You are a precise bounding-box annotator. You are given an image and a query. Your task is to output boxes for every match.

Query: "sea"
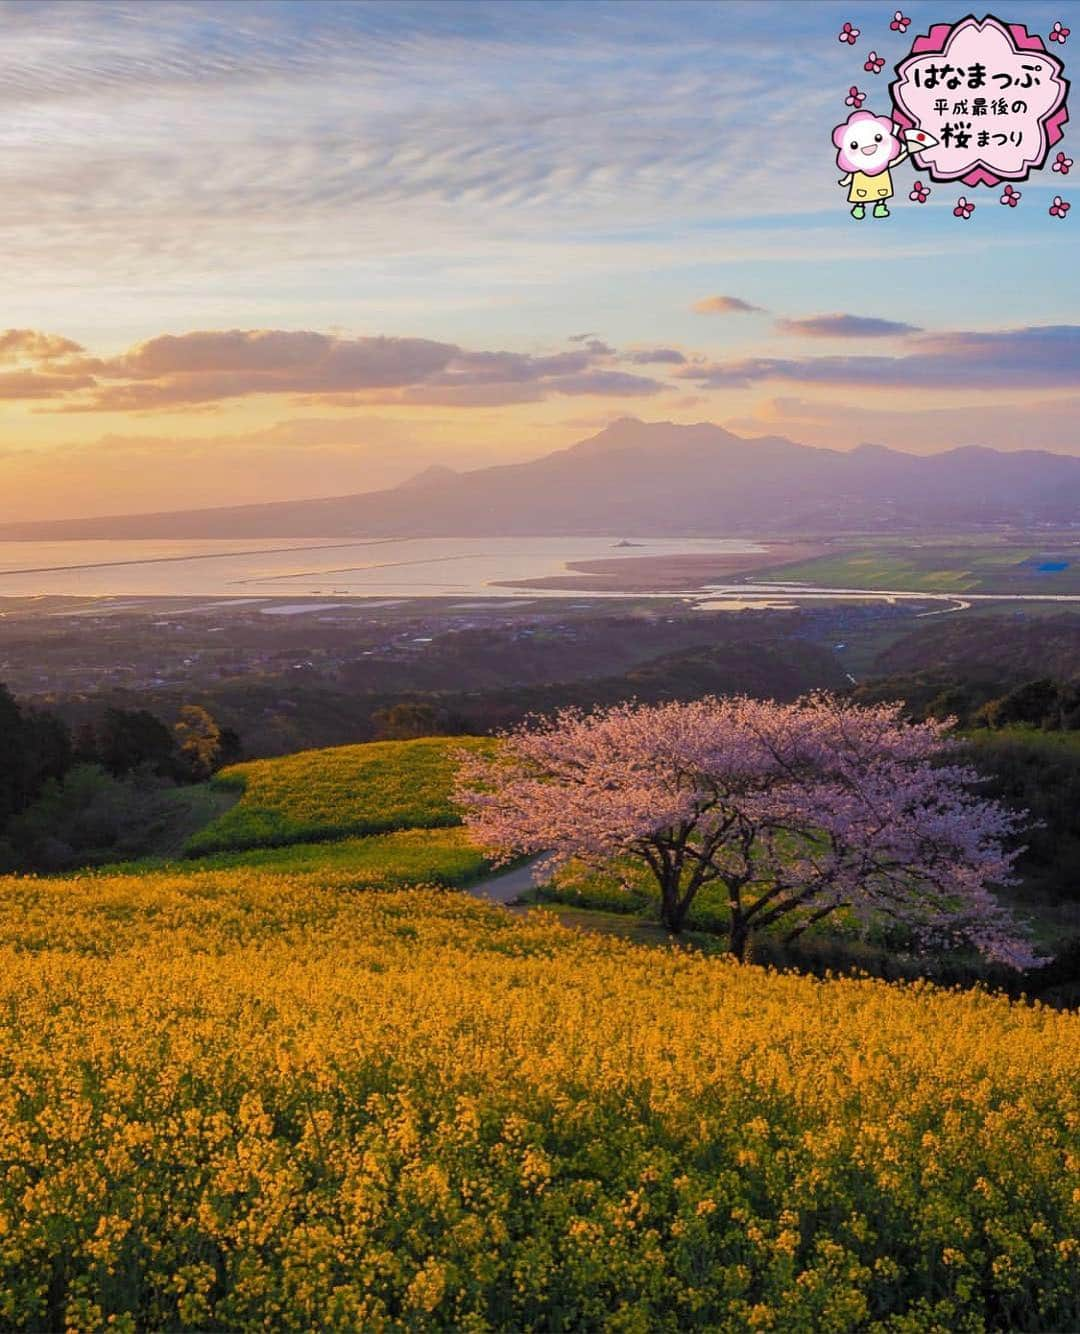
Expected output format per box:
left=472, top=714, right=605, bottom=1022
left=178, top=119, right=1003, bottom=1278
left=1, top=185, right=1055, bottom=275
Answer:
left=0, top=536, right=763, bottom=600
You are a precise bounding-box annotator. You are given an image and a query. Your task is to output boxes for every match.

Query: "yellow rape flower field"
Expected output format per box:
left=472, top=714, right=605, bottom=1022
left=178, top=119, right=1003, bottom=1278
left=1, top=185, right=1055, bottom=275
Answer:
left=1, top=868, right=1079, bottom=1332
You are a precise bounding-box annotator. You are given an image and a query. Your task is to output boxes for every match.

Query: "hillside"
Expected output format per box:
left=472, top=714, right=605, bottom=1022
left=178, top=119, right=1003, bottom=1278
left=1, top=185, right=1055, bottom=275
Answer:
left=4, top=418, right=1080, bottom=538
left=186, top=735, right=494, bottom=855
left=1, top=731, right=1078, bottom=1327
left=2, top=867, right=1079, bottom=1330
left=875, top=612, right=1080, bottom=682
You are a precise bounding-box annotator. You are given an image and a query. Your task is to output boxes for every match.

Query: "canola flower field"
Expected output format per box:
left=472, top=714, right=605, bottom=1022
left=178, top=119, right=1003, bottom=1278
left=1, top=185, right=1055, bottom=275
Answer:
left=1, top=868, right=1079, bottom=1332
left=185, top=736, right=492, bottom=855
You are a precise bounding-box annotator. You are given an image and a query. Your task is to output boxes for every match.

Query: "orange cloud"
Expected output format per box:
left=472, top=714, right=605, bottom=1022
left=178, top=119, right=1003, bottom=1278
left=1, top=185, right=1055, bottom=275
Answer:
left=691, top=295, right=764, bottom=315
left=0, top=329, right=85, bottom=363
left=0, top=369, right=96, bottom=399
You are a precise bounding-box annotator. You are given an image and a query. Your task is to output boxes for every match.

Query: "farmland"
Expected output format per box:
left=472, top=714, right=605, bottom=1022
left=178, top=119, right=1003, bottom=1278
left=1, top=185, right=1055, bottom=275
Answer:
left=757, top=543, right=1080, bottom=595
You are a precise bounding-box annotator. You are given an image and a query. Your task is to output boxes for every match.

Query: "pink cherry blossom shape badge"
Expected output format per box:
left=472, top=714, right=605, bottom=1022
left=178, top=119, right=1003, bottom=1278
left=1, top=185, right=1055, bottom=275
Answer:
left=845, top=86, right=866, bottom=109
left=1053, top=151, right=1073, bottom=175
left=864, top=51, right=886, bottom=74
left=909, top=180, right=930, bottom=203
left=1000, top=183, right=1021, bottom=206
left=1049, top=195, right=1071, bottom=217
left=890, top=10, right=911, bottom=34
left=890, top=15, right=1069, bottom=189
left=1049, top=21, right=1069, bottom=44
left=953, top=195, right=976, bottom=218
left=838, top=21, right=859, bottom=45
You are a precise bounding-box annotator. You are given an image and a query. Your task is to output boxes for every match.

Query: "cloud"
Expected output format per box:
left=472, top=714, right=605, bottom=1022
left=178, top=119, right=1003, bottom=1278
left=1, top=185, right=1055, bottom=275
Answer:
left=543, top=370, right=663, bottom=396
left=109, top=329, right=457, bottom=388
left=33, top=326, right=668, bottom=412
left=691, top=295, right=765, bottom=315
left=0, top=0, right=854, bottom=317
left=0, top=329, right=86, bottom=362
left=329, top=367, right=664, bottom=408
left=776, top=314, right=922, bottom=338
left=680, top=325, right=1080, bottom=390
left=624, top=347, right=687, bottom=365
left=0, top=369, right=97, bottom=399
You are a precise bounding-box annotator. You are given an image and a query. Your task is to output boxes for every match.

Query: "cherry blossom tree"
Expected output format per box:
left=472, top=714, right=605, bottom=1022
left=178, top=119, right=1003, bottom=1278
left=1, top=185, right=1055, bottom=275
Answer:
left=455, top=694, right=1036, bottom=966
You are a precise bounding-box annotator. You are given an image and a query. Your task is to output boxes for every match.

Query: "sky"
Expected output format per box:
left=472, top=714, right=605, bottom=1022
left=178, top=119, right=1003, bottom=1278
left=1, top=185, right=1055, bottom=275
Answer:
left=0, top=0, right=1077, bottom=521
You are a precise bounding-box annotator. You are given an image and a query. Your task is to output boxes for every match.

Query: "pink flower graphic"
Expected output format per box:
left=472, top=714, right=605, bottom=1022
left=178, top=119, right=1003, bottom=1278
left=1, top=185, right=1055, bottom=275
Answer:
left=864, top=51, right=886, bottom=74
left=1049, top=195, right=1071, bottom=218
left=1049, top=21, right=1070, bottom=44
left=953, top=195, right=975, bottom=219
left=909, top=181, right=930, bottom=203
left=890, top=11, right=911, bottom=34
left=1052, top=151, right=1073, bottom=175
left=845, top=86, right=866, bottom=109
left=838, top=21, right=860, bottom=45
left=1000, top=184, right=1021, bottom=207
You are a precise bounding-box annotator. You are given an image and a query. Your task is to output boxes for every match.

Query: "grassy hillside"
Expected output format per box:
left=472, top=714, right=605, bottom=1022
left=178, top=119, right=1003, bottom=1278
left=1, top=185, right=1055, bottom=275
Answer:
left=104, top=826, right=489, bottom=888
left=1, top=869, right=1078, bottom=1331
left=185, top=735, right=493, bottom=856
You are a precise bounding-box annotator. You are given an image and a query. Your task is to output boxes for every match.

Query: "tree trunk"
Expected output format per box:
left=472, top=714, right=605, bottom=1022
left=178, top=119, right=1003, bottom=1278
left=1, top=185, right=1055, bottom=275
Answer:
left=728, top=919, right=750, bottom=962
left=659, top=879, right=688, bottom=934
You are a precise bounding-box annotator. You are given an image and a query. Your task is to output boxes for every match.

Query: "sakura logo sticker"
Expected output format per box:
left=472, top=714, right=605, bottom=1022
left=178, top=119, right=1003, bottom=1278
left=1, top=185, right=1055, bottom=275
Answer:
left=890, top=14, right=1070, bottom=187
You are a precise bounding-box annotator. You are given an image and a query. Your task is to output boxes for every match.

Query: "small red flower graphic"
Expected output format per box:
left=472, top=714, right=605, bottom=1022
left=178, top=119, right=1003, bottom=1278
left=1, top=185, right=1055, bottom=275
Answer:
left=1049, top=21, right=1070, bottom=44
left=890, top=11, right=911, bottom=34
left=953, top=195, right=975, bottom=219
left=864, top=51, right=886, bottom=74
left=909, top=181, right=930, bottom=203
left=845, top=86, right=866, bottom=109
left=1000, top=184, right=1021, bottom=207
left=838, top=21, right=860, bottom=44
left=1049, top=195, right=1071, bottom=218
left=1052, top=151, right=1073, bottom=175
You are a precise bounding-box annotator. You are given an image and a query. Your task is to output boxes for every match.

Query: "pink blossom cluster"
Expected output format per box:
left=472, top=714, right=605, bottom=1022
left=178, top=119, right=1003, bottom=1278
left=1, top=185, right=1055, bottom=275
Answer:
left=455, top=694, right=1035, bottom=966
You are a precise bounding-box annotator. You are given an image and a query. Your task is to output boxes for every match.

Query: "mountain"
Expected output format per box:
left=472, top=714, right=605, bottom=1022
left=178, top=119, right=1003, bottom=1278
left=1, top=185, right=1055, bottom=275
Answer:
left=2, top=419, right=1079, bottom=539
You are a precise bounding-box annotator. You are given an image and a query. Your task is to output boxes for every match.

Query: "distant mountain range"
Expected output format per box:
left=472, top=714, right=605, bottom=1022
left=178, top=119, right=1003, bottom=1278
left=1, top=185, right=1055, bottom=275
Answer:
left=4, top=419, right=1079, bottom=539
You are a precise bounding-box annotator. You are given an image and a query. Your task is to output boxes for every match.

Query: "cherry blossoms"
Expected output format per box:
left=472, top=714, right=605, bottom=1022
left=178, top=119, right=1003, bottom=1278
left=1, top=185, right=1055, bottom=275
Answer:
left=455, top=694, right=1036, bottom=966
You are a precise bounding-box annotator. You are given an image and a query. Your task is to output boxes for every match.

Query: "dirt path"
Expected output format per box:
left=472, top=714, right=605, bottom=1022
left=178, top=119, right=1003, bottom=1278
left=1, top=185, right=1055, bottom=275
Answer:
left=467, top=857, right=545, bottom=905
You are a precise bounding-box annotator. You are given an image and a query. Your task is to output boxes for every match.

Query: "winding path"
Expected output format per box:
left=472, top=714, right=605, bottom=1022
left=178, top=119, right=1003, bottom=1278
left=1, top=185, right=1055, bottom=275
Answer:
left=467, top=857, right=545, bottom=905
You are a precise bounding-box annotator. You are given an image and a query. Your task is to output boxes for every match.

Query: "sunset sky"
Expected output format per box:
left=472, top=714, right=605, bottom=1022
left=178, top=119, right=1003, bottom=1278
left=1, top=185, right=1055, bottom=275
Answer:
left=2, top=0, right=1077, bottom=521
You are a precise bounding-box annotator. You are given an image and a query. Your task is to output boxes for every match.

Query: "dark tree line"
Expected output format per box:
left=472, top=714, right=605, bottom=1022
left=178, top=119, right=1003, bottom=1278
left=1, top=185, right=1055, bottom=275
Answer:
left=0, top=686, right=241, bottom=839
left=0, top=685, right=73, bottom=831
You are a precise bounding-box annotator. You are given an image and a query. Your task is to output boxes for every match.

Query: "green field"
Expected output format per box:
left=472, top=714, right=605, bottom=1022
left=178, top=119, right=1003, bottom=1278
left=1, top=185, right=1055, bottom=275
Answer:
left=185, top=735, right=494, bottom=856
left=760, top=544, right=1080, bottom=594
left=101, top=826, right=490, bottom=888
